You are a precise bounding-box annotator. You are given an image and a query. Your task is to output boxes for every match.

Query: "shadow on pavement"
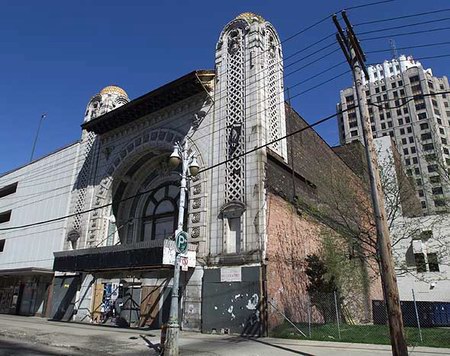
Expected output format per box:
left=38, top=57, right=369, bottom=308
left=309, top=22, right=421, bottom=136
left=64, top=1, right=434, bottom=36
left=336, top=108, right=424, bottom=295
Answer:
left=140, top=334, right=162, bottom=353
left=0, top=338, right=67, bottom=356
left=247, top=337, right=315, bottom=356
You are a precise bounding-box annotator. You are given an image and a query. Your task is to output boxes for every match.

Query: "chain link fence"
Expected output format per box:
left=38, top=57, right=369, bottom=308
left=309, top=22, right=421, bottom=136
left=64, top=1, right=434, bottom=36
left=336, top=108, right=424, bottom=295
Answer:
left=270, top=289, right=450, bottom=348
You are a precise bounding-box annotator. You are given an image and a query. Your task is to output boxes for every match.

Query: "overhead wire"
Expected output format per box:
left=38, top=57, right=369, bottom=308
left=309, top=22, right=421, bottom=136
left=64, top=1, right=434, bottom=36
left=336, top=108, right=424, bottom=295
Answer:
left=0, top=104, right=359, bottom=232
left=2, top=4, right=443, bottom=185
left=7, top=2, right=450, bottom=224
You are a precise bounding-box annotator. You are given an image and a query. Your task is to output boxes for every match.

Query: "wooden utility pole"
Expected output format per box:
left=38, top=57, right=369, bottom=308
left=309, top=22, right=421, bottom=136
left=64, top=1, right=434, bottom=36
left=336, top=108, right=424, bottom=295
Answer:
left=333, top=11, right=408, bottom=356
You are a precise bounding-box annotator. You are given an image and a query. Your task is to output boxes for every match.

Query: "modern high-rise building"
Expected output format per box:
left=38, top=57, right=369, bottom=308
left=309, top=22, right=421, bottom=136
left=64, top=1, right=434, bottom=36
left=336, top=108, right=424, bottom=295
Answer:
left=337, top=55, right=450, bottom=214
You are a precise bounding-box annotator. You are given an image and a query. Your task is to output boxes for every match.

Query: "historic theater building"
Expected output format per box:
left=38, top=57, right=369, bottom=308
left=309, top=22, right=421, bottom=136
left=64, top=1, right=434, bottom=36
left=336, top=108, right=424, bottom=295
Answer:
left=1, top=12, right=381, bottom=334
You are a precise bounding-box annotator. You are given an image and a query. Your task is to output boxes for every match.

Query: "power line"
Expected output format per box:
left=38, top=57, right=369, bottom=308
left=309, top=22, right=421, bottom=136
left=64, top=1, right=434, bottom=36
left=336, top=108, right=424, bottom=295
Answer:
left=4, top=46, right=450, bottom=198
left=343, top=0, right=395, bottom=11
left=366, top=40, right=450, bottom=54
left=354, top=8, right=450, bottom=26
left=361, top=25, right=450, bottom=41
left=0, top=105, right=357, bottom=232
left=4, top=49, right=449, bottom=197
left=358, top=16, right=450, bottom=36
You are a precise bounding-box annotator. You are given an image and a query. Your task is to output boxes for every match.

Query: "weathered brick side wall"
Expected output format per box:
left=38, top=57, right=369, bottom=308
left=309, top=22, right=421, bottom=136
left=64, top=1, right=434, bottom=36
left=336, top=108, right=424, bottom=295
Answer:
left=266, top=193, right=382, bottom=329
left=265, top=193, right=321, bottom=328
left=332, top=141, right=369, bottom=183
left=265, top=105, right=383, bottom=330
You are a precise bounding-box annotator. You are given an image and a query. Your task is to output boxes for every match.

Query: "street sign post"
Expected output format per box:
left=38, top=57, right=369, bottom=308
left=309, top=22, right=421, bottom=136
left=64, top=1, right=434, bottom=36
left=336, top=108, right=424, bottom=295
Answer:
left=175, top=231, right=188, bottom=254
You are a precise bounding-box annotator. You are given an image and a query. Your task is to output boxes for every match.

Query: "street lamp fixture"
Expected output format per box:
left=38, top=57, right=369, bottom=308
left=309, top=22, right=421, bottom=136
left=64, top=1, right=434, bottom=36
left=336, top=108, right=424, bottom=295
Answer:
left=165, top=140, right=199, bottom=356
left=169, top=145, right=182, bottom=168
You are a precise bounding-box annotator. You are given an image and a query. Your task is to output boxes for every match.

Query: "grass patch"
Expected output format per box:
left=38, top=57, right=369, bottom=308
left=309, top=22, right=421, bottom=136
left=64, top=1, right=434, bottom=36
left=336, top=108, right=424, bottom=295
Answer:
left=270, top=322, right=450, bottom=348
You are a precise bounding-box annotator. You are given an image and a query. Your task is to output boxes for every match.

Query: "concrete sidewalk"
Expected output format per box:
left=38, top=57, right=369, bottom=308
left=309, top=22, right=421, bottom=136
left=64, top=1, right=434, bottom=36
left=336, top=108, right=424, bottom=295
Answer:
left=177, top=332, right=450, bottom=356
left=0, top=314, right=449, bottom=355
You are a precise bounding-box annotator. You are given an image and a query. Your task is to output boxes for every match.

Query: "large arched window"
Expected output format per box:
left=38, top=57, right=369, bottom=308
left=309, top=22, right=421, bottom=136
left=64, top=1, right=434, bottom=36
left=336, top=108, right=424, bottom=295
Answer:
left=141, top=183, right=180, bottom=241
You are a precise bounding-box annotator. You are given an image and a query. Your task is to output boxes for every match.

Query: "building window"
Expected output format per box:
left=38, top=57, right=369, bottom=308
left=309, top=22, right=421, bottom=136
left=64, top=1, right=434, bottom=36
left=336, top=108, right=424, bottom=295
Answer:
left=432, top=187, right=443, bottom=195
left=418, top=190, right=424, bottom=197
left=421, top=201, right=426, bottom=209
left=420, top=123, right=429, bottom=130
left=428, top=253, right=440, bottom=272
left=412, top=157, right=418, bottom=164
left=421, top=133, right=432, bottom=140
left=434, top=199, right=446, bottom=207
left=423, top=143, right=434, bottom=151
left=141, top=183, right=179, bottom=242
left=403, top=148, right=409, bottom=155
left=0, top=210, right=11, bottom=224
left=410, top=75, right=420, bottom=83
left=411, top=146, right=416, bottom=154
left=416, top=179, right=423, bottom=186
left=351, top=130, right=358, bottom=137
left=402, top=138, right=407, bottom=145
left=227, top=217, right=241, bottom=254
left=414, top=253, right=427, bottom=272
left=416, top=104, right=426, bottom=111
left=409, top=136, right=414, bottom=143
left=418, top=113, right=427, bottom=120
left=0, top=239, right=4, bottom=252
left=428, top=164, right=438, bottom=173
left=0, top=182, right=18, bottom=199
left=407, top=127, right=412, bottom=134
left=430, top=176, right=441, bottom=184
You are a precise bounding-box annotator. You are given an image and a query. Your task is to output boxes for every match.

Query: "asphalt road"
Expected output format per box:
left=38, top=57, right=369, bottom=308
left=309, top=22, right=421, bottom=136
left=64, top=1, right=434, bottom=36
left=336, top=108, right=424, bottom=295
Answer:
left=0, top=314, right=450, bottom=355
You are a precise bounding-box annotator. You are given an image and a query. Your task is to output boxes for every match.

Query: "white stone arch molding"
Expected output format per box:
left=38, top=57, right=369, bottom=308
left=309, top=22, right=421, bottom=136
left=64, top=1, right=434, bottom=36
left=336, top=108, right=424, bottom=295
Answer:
left=184, top=137, right=207, bottom=243
left=264, top=23, right=287, bottom=160
left=88, top=128, right=208, bottom=246
left=216, top=18, right=249, bottom=53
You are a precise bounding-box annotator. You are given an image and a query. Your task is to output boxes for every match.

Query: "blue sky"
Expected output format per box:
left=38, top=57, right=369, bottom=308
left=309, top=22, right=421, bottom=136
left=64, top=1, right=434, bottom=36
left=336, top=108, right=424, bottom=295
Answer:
left=1, top=0, right=450, bottom=173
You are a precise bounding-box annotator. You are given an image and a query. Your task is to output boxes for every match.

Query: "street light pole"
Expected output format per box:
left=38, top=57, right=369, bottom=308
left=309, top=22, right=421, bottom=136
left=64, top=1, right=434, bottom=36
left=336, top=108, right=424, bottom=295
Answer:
left=30, top=113, right=47, bottom=162
left=165, top=140, right=199, bottom=356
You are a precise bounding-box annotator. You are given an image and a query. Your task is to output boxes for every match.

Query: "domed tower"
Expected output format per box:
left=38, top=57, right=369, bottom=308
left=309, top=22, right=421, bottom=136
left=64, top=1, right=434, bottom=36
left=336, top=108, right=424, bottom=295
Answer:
left=215, top=13, right=287, bottom=203
left=67, top=85, right=129, bottom=249
left=84, top=85, right=130, bottom=122
left=210, top=13, right=287, bottom=255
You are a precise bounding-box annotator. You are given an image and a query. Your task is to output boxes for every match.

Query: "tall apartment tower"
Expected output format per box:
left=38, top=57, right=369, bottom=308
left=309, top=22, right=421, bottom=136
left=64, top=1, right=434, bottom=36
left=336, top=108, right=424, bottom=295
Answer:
left=337, top=55, right=450, bottom=214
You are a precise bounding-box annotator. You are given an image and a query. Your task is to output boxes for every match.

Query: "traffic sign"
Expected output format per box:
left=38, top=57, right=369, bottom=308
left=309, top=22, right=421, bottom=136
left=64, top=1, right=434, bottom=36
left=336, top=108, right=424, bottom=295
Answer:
left=181, top=256, right=189, bottom=271
left=175, top=231, right=188, bottom=254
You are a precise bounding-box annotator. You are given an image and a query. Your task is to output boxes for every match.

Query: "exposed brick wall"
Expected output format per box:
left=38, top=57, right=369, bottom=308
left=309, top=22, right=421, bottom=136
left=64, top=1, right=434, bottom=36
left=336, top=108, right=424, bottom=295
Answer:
left=265, top=193, right=383, bottom=330
left=265, top=105, right=383, bottom=330
left=267, top=105, right=370, bottom=208
left=265, top=193, right=321, bottom=328
left=332, top=141, right=369, bottom=183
